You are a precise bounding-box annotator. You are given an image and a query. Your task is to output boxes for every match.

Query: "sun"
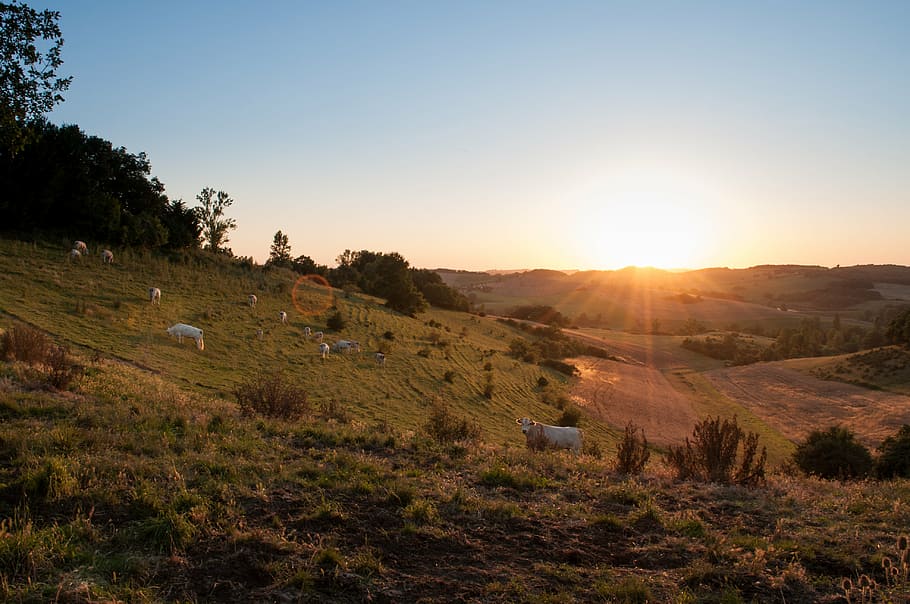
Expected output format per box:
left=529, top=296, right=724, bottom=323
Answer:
left=569, top=180, right=715, bottom=270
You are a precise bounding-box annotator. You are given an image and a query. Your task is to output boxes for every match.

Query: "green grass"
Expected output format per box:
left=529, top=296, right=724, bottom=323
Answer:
left=3, top=237, right=910, bottom=602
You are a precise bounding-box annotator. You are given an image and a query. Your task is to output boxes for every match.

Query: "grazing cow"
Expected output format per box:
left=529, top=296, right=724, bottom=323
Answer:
left=303, top=326, right=311, bottom=337
left=101, top=249, right=114, bottom=264
left=69, top=248, right=82, bottom=262
left=313, top=331, right=324, bottom=342
left=248, top=294, right=257, bottom=307
left=375, top=352, right=386, bottom=367
left=166, top=323, right=205, bottom=350
left=332, top=339, right=361, bottom=353
left=319, top=342, right=330, bottom=358
left=148, top=287, right=161, bottom=305
left=515, top=417, right=583, bottom=454
left=279, top=311, right=288, bottom=324
left=73, top=240, right=88, bottom=255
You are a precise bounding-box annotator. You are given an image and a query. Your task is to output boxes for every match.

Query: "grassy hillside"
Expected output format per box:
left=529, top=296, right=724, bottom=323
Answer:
left=0, top=238, right=617, bottom=448
left=3, top=238, right=910, bottom=602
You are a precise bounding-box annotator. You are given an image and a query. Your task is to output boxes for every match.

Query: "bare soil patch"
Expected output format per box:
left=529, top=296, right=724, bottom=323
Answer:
left=568, top=356, right=699, bottom=446
left=703, top=363, right=910, bottom=447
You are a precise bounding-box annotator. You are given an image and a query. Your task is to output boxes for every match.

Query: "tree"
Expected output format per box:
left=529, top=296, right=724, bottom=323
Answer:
left=875, top=424, right=910, bottom=479
left=1, top=0, right=72, bottom=155
left=268, top=230, right=292, bottom=266
left=886, top=307, right=910, bottom=347
left=793, top=426, right=872, bottom=480
left=194, top=187, right=236, bottom=253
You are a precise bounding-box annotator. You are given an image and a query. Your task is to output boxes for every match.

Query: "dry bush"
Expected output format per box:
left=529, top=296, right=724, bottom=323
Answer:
left=525, top=427, right=553, bottom=452
left=1, top=325, right=82, bottom=390
left=1, top=324, right=51, bottom=364
left=666, top=415, right=766, bottom=485
left=615, top=422, right=650, bottom=475
left=423, top=403, right=481, bottom=444
left=234, top=370, right=309, bottom=419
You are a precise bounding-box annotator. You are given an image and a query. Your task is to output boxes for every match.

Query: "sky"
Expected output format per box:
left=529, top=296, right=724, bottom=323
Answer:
left=34, top=1, right=910, bottom=271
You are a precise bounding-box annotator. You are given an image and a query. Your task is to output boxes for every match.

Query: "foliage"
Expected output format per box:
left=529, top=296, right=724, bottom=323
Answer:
left=330, top=250, right=428, bottom=315
left=615, top=422, right=650, bottom=475
left=1, top=0, right=71, bottom=154
left=875, top=424, right=910, bottom=479
left=422, top=402, right=481, bottom=444
left=410, top=268, right=471, bottom=311
left=792, top=426, right=873, bottom=480
left=267, top=230, right=292, bottom=267
left=508, top=304, right=570, bottom=326
left=326, top=309, right=346, bottom=331
left=233, top=370, right=309, bottom=419
left=681, top=332, right=764, bottom=365
left=886, top=307, right=910, bottom=347
left=666, top=416, right=766, bottom=485
left=1, top=324, right=81, bottom=389
left=556, top=405, right=582, bottom=427
left=0, top=121, right=195, bottom=247
left=194, top=187, right=236, bottom=253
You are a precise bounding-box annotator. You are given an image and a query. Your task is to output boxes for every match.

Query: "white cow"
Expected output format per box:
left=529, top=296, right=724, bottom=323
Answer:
left=375, top=352, right=386, bottom=366
left=516, top=417, right=583, bottom=454
left=248, top=294, right=257, bottom=307
left=332, top=340, right=360, bottom=353
left=166, top=323, right=205, bottom=350
left=319, top=342, right=330, bottom=358
left=73, top=240, right=88, bottom=255
left=69, top=248, right=82, bottom=262
left=149, top=287, right=161, bottom=305
left=279, top=311, right=288, bottom=324
left=313, top=331, right=324, bottom=342
left=303, top=326, right=311, bottom=337
left=101, top=249, right=114, bottom=264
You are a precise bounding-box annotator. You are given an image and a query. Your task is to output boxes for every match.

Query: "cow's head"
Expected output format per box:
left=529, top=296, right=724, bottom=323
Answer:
left=515, top=417, right=536, bottom=434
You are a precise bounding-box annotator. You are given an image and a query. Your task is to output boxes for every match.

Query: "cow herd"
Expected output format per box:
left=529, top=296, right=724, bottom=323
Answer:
left=67, top=240, right=581, bottom=454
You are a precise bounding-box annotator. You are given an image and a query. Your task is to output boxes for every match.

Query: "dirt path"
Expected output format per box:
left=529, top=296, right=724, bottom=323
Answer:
left=703, top=363, right=910, bottom=447
left=568, top=356, right=699, bottom=446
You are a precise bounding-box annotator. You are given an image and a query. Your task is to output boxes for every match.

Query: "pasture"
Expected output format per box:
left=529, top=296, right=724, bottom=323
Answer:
left=2, top=237, right=910, bottom=602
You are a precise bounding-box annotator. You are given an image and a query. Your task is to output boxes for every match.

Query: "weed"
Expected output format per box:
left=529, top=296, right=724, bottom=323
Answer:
left=423, top=402, right=481, bottom=444
left=666, top=416, right=766, bottom=485
left=234, top=370, right=309, bottom=419
left=556, top=405, right=581, bottom=427
left=443, top=370, right=456, bottom=383
left=616, top=422, right=650, bottom=475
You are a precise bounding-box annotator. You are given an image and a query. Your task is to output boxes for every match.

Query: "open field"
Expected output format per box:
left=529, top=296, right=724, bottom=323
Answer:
left=4, top=237, right=910, bottom=602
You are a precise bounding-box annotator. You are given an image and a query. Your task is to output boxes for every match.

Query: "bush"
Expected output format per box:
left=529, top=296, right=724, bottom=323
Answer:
left=793, top=426, right=872, bottom=479
left=666, top=416, right=766, bottom=485
left=876, top=424, right=910, bottom=479
left=537, top=376, right=549, bottom=388
left=0, top=325, right=82, bottom=390
left=443, top=370, right=456, bottom=383
left=326, top=310, right=346, bottom=331
left=234, top=370, right=309, bottom=419
left=1, top=324, right=51, bottom=363
left=616, top=422, right=650, bottom=475
left=557, top=406, right=582, bottom=427
left=423, top=403, right=481, bottom=444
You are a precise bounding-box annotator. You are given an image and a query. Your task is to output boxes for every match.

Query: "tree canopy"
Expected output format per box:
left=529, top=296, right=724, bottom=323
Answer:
left=0, top=120, right=198, bottom=248
left=1, top=0, right=71, bottom=155
left=194, top=187, right=236, bottom=254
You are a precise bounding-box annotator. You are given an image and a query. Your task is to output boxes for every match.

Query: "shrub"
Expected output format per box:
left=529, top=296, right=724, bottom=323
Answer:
left=666, top=416, right=766, bottom=485
left=793, top=426, right=872, bottom=479
left=234, top=370, right=309, bottom=419
left=536, top=376, right=549, bottom=388
left=443, top=370, right=456, bottom=383
left=326, top=310, right=346, bottom=331
left=616, top=422, right=650, bottom=475
left=556, top=405, right=582, bottom=427
left=1, top=324, right=50, bottom=364
left=0, top=325, right=82, bottom=390
left=423, top=403, right=481, bottom=444
left=876, top=424, right=910, bottom=479
left=482, top=375, right=494, bottom=399
left=383, top=330, right=395, bottom=340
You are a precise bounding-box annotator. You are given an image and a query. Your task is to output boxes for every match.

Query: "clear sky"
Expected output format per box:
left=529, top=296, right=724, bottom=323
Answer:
left=36, top=1, right=910, bottom=271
